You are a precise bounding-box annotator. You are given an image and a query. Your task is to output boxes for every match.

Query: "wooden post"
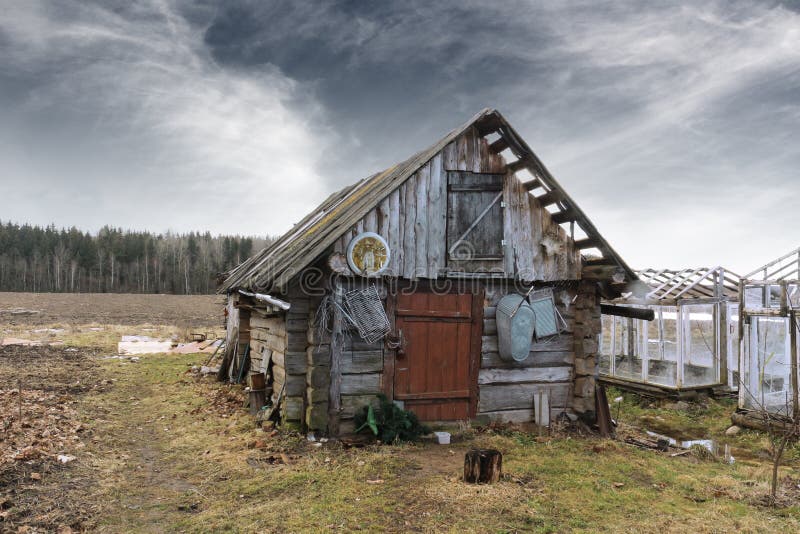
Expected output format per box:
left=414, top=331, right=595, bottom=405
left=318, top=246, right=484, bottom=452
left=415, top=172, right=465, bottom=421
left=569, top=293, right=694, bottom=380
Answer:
left=328, top=278, right=344, bottom=436
left=464, top=449, right=502, bottom=484
left=790, top=311, right=798, bottom=419
left=716, top=302, right=727, bottom=386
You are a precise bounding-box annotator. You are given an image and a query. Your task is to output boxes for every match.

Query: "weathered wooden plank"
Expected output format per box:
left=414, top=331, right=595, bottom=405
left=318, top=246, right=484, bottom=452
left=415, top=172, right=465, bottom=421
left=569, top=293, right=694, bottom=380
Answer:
left=510, top=176, right=535, bottom=281
left=328, top=282, right=344, bottom=435
left=551, top=208, right=578, bottom=225
left=414, top=163, right=429, bottom=279
left=426, top=153, right=446, bottom=276
left=340, top=372, right=382, bottom=395
left=249, top=331, right=287, bottom=350
left=378, top=195, right=391, bottom=248
left=478, top=382, right=570, bottom=412
left=479, top=409, right=535, bottom=423
left=443, top=141, right=458, bottom=170
left=340, top=394, right=381, bottom=419
left=502, top=173, right=515, bottom=275
left=471, top=128, right=482, bottom=173
left=478, top=366, right=572, bottom=385
left=481, top=350, right=573, bottom=369
left=307, top=365, right=331, bottom=389
left=402, top=174, right=417, bottom=278
left=483, top=318, right=497, bottom=335
left=396, top=183, right=406, bottom=277
left=286, top=317, right=307, bottom=333
left=482, top=334, right=574, bottom=353
left=506, top=158, right=529, bottom=174
left=249, top=315, right=285, bottom=331
left=272, top=350, right=307, bottom=375
left=364, top=207, right=378, bottom=233
left=457, top=132, right=469, bottom=171
left=488, top=136, right=508, bottom=155
left=340, top=350, right=384, bottom=374
left=343, top=337, right=383, bottom=351
left=272, top=367, right=305, bottom=396
left=388, top=188, right=401, bottom=276
left=283, top=396, right=303, bottom=421
left=286, top=332, right=307, bottom=352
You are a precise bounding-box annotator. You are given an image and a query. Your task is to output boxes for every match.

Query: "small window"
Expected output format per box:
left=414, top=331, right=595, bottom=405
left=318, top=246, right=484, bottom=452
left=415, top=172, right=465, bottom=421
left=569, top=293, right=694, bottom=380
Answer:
left=446, top=172, right=504, bottom=270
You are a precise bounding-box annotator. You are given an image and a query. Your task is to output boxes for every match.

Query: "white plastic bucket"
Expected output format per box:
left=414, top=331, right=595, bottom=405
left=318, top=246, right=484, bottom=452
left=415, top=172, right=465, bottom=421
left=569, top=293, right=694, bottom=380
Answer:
left=434, top=431, right=451, bottom=445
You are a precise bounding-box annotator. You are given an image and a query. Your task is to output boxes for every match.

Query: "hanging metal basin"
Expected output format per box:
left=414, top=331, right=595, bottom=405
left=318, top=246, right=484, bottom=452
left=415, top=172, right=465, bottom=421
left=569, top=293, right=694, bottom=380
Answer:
left=496, top=294, right=535, bottom=362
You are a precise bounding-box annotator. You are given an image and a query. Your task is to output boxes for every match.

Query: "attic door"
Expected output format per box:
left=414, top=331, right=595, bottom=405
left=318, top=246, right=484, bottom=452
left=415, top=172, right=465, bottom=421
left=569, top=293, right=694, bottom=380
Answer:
left=447, top=172, right=505, bottom=272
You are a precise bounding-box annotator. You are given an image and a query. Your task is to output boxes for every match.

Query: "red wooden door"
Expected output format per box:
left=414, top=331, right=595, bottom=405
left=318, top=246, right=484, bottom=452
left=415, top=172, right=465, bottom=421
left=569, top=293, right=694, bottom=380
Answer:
left=393, top=291, right=480, bottom=421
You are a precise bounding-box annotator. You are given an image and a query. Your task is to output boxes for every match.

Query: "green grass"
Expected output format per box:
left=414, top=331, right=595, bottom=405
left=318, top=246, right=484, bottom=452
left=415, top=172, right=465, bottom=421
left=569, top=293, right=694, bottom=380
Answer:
left=608, top=387, right=800, bottom=467
left=66, top=356, right=800, bottom=533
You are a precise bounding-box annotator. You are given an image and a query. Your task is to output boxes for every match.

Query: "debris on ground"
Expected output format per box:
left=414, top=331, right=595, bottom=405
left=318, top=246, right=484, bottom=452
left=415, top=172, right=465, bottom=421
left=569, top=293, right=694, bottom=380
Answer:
left=1, top=345, right=101, bottom=531
left=117, top=335, right=174, bottom=355
left=118, top=335, right=221, bottom=355
left=1, top=337, right=65, bottom=347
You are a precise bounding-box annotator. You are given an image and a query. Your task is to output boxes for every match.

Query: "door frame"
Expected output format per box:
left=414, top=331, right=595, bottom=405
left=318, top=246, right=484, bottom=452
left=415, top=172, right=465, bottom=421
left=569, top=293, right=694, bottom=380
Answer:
left=382, top=280, right=484, bottom=419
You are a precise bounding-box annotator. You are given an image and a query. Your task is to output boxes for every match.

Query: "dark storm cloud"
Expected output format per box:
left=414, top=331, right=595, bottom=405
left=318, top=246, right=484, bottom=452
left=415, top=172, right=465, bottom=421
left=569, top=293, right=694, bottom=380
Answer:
left=1, top=0, right=799, bottom=272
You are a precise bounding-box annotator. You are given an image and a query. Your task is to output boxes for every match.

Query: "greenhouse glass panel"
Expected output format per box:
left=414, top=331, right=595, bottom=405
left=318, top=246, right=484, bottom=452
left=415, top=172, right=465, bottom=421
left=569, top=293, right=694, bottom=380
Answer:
left=647, top=306, right=678, bottom=387
left=727, top=303, right=740, bottom=389
left=743, top=317, right=792, bottom=415
left=598, top=315, right=614, bottom=375
left=614, top=317, right=642, bottom=380
left=682, top=304, right=718, bottom=387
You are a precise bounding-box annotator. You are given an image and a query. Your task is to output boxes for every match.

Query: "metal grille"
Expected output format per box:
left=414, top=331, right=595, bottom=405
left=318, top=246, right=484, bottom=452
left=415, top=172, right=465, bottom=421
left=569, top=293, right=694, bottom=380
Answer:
left=343, top=285, right=390, bottom=344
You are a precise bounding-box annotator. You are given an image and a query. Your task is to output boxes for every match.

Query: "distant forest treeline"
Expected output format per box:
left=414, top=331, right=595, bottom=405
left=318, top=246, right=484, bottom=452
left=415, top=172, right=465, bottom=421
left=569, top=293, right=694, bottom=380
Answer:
left=0, top=222, right=273, bottom=294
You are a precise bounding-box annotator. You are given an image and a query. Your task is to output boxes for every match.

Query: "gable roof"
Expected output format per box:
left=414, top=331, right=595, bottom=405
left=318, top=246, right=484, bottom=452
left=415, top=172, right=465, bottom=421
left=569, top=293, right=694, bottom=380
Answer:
left=745, top=246, right=800, bottom=281
left=634, top=267, right=740, bottom=302
left=220, top=108, right=638, bottom=294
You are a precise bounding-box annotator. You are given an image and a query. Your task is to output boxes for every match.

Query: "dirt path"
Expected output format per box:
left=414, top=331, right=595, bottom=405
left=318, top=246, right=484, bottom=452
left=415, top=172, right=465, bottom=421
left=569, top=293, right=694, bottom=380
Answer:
left=5, top=342, right=800, bottom=532
left=77, top=357, right=210, bottom=532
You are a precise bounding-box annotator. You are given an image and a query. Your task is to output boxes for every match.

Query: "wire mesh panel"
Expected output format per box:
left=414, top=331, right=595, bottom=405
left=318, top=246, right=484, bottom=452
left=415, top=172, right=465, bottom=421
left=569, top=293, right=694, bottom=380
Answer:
left=343, top=285, right=390, bottom=344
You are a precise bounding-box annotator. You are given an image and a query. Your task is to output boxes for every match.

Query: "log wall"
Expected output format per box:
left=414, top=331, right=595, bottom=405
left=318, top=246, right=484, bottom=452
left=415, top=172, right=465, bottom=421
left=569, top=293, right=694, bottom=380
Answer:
left=304, top=279, right=386, bottom=433
left=476, top=280, right=600, bottom=423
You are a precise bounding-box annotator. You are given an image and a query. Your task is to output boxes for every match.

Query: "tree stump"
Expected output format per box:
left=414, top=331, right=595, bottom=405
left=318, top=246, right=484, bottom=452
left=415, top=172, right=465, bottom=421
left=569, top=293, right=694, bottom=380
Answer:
left=463, top=448, right=502, bottom=484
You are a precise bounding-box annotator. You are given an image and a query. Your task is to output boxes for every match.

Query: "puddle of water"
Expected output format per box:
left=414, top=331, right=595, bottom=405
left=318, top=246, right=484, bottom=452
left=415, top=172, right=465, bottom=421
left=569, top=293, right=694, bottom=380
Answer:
left=646, top=430, right=735, bottom=464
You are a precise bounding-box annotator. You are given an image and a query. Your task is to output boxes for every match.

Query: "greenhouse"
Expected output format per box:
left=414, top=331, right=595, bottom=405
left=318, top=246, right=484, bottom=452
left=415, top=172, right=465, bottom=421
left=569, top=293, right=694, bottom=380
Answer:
left=599, top=267, right=740, bottom=393
left=738, top=247, right=800, bottom=418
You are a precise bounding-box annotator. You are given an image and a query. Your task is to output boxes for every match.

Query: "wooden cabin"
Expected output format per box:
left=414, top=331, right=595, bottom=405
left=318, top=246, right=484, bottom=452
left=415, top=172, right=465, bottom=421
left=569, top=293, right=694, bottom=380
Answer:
left=600, top=267, right=741, bottom=395
left=218, top=109, right=642, bottom=435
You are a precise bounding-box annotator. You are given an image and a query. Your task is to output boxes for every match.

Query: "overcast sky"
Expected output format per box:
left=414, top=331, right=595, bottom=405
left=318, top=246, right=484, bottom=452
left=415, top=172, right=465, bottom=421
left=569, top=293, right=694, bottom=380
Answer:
left=1, top=0, right=798, bottom=273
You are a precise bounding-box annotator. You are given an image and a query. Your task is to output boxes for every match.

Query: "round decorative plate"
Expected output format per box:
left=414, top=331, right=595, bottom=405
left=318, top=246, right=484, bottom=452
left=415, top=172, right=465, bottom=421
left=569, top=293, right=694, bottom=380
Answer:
left=346, top=232, right=391, bottom=276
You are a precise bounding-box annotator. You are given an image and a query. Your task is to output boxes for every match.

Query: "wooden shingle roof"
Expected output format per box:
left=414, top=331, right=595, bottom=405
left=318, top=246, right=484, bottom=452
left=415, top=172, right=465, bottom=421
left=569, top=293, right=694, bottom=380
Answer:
left=221, top=109, right=639, bottom=294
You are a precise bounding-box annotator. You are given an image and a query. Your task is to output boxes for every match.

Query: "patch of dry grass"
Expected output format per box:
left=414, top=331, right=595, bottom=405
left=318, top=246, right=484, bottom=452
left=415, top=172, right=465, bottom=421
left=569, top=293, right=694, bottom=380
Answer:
left=3, top=325, right=798, bottom=532
left=69, top=355, right=800, bottom=533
